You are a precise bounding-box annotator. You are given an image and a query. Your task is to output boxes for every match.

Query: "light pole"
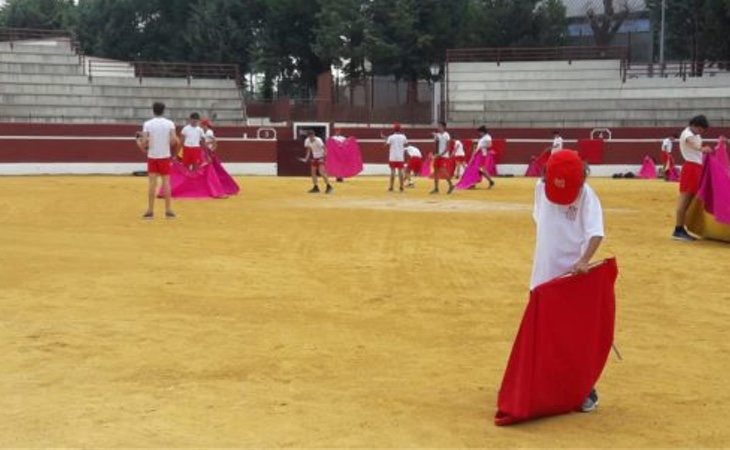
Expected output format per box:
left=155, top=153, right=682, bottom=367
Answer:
left=430, top=64, right=441, bottom=125
left=659, top=0, right=666, bottom=65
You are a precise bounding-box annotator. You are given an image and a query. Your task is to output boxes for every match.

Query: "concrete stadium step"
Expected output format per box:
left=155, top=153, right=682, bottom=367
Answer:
left=0, top=82, right=239, bottom=100
left=0, top=39, right=75, bottom=55
left=2, top=104, right=245, bottom=117
left=0, top=93, right=242, bottom=109
left=0, top=106, right=245, bottom=124
left=0, top=114, right=246, bottom=125
left=448, top=70, right=619, bottom=83
left=0, top=51, right=82, bottom=65
left=450, top=97, right=730, bottom=113
left=449, top=86, right=730, bottom=102
left=448, top=108, right=730, bottom=125
left=0, top=62, right=83, bottom=75
left=448, top=60, right=620, bottom=73
left=450, top=79, right=624, bottom=91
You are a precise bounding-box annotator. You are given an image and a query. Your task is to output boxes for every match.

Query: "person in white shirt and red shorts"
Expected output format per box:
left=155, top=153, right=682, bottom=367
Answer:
left=136, top=102, right=178, bottom=220
left=385, top=123, right=408, bottom=192
left=531, top=149, right=605, bottom=412
left=304, top=129, right=333, bottom=194
left=431, top=121, right=455, bottom=195
left=673, top=115, right=715, bottom=241
left=404, top=145, right=423, bottom=188
left=180, top=112, right=205, bottom=170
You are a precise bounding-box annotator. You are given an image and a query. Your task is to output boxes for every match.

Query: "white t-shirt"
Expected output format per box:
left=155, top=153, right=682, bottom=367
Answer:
left=435, top=131, right=451, bottom=157
left=204, top=129, right=216, bottom=149
left=181, top=125, right=204, bottom=148
left=453, top=140, right=465, bottom=157
left=477, top=134, right=492, bottom=156
left=387, top=133, right=408, bottom=162
left=405, top=146, right=422, bottom=158
left=142, top=117, right=176, bottom=159
left=530, top=180, right=605, bottom=290
left=305, top=136, right=326, bottom=159
left=679, top=127, right=703, bottom=164
left=552, top=136, right=564, bottom=153
left=661, top=138, right=673, bottom=154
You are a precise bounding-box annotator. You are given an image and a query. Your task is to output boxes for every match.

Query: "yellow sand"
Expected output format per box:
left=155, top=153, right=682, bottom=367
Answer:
left=0, top=176, right=728, bottom=448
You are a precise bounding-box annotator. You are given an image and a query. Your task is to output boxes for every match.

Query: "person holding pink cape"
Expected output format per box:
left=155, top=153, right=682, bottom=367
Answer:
left=456, top=126, right=496, bottom=190
left=325, top=128, right=364, bottom=182
left=201, top=119, right=240, bottom=196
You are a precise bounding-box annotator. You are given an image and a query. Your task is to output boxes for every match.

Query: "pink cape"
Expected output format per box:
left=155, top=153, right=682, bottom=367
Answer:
left=419, top=153, right=434, bottom=177
left=325, top=137, right=363, bottom=178
left=163, top=149, right=240, bottom=199
left=495, top=258, right=618, bottom=426
left=456, top=152, right=486, bottom=189
left=638, top=155, right=658, bottom=179
left=525, top=150, right=550, bottom=177
left=697, top=140, right=730, bottom=224
left=484, top=150, right=498, bottom=176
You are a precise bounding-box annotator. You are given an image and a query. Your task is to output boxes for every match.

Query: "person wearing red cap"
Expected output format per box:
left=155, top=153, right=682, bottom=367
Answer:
left=530, top=149, right=605, bottom=412
left=385, top=123, right=408, bottom=192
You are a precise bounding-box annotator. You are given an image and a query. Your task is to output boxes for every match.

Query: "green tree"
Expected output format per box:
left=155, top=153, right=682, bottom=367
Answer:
left=533, top=0, right=568, bottom=46
left=0, top=0, right=76, bottom=30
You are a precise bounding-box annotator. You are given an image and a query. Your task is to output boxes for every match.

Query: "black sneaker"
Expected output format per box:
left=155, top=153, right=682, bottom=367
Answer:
left=325, top=184, right=334, bottom=194
left=488, top=179, right=495, bottom=190
left=429, top=189, right=439, bottom=195
left=165, top=211, right=176, bottom=220
left=142, top=212, right=154, bottom=220
left=672, top=228, right=697, bottom=242
left=308, top=185, right=320, bottom=194
left=447, top=184, right=455, bottom=195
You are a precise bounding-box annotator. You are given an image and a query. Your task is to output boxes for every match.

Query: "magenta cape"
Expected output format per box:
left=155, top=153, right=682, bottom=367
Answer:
left=687, top=140, right=730, bottom=242
left=639, top=155, right=657, bottom=179
left=495, top=258, right=618, bottom=426
left=419, top=153, right=434, bottom=177
left=325, top=137, right=363, bottom=178
left=456, top=151, right=498, bottom=190
left=525, top=150, right=550, bottom=177
left=164, top=150, right=240, bottom=199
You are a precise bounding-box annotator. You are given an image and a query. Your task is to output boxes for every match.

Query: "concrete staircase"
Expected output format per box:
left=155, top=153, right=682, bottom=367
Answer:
left=447, top=60, right=730, bottom=127
left=0, top=38, right=245, bottom=124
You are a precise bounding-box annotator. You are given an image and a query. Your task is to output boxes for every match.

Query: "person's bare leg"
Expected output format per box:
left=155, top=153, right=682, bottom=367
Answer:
left=389, top=169, right=395, bottom=191
left=447, top=176, right=455, bottom=194
left=146, top=175, right=157, bottom=215
left=162, top=175, right=173, bottom=214
left=480, top=170, right=495, bottom=189
left=320, top=167, right=331, bottom=187
left=311, top=165, right=318, bottom=187
left=676, top=193, right=694, bottom=228
left=398, top=169, right=404, bottom=191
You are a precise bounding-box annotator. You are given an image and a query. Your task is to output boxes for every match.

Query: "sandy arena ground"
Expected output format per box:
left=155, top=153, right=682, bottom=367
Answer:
left=0, top=175, right=728, bottom=448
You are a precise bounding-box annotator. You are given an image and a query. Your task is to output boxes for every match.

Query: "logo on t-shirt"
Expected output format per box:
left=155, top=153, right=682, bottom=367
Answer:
left=565, top=205, right=578, bottom=221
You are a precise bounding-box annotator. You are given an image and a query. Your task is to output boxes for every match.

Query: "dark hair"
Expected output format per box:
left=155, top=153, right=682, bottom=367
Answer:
left=438, top=121, right=447, bottom=128
left=190, top=112, right=200, bottom=120
left=152, top=102, right=165, bottom=116
left=672, top=133, right=679, bottom=139
left=689, top=115, right=710, bottom=129
left=553, top=130, right=560, bottom=135
left=477, top=125, right=488, bottom=134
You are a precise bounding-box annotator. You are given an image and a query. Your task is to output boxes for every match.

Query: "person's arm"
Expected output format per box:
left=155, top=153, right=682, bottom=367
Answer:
left=169, top=128, right=179, bottom=151
left=572, top=236, right=603, bottom=274
left=135, top=131, right=149, bottom=154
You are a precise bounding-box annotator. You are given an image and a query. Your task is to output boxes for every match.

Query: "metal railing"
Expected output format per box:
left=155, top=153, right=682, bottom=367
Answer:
left=0, top=27, right=80, bottom=51
left=624, top=61, right=730, bottom=81
left=446, top=46, right=629, bottom=64
left=87, top=59, right=242, bottom=86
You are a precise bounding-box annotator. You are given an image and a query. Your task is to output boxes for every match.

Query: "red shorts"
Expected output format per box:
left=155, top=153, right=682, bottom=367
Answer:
left=147, top=158, right=171, bottom=176
left=389, top=161, right=405, bottom=170
left=182, top=146, right=203, bottom=166
left=661, top=152, right=671, bottom=165
left=680, top=162, right=703, bottom=194
left=454, top=156, right=466, bottom=164
left=311, top=158, right=324, bottom=168
left=407, top=157, right=422, bottom=172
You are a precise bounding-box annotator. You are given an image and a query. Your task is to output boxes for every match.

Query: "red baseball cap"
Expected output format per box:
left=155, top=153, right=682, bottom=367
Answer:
left=201, top=118, right=212, bottom=128
left=544, top=150, right=585, bottom=205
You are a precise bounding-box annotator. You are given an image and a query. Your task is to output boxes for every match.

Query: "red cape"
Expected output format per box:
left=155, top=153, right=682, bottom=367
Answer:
left=495, top=258, right=618, bottom=426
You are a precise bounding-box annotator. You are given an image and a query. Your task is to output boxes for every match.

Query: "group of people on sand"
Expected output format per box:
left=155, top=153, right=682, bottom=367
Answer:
left=302, top=121, right=501, bottom=196
left=135, top=102, right=239, bottom=220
